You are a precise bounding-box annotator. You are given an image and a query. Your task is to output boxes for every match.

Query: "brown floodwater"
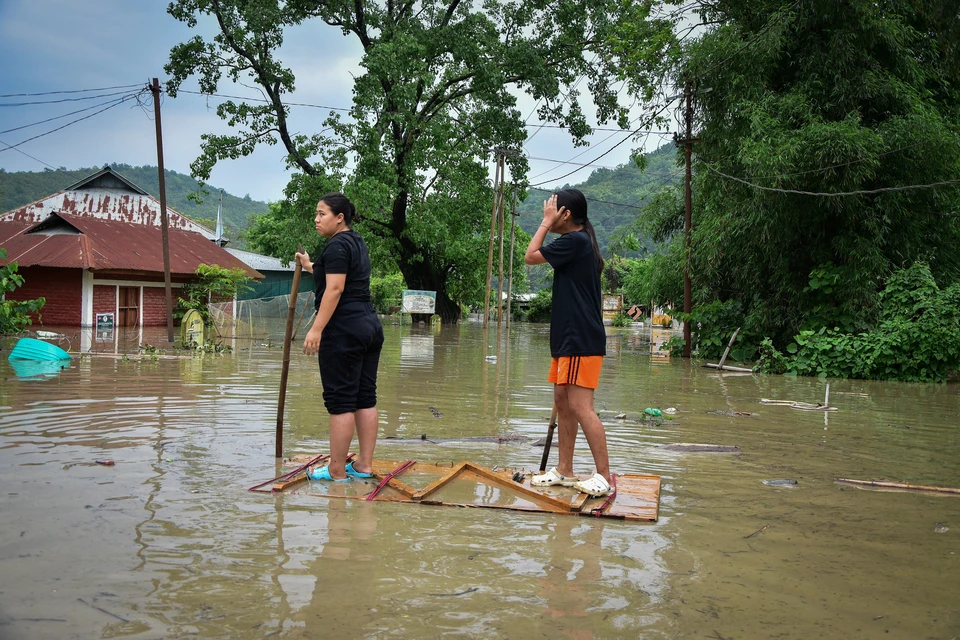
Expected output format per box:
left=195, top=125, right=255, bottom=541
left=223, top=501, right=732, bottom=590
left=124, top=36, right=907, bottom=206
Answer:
left=1, top=322, right=958, bottom=639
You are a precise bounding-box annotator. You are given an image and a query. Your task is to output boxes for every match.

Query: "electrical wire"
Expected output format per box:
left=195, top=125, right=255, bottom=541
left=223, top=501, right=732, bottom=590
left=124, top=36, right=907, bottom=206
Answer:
left=0, top=89, right=148, bottom=153
left=176, top=89, right=351, bottom=112
left=528, top=99, right=679, bottom=187
left=705, top=164, right=960, bottom=196
left=0, top=95, right=144, bottom=136
left=0, top=88, right=140, bottom=107
left=0, top=84, right=144, bottom=98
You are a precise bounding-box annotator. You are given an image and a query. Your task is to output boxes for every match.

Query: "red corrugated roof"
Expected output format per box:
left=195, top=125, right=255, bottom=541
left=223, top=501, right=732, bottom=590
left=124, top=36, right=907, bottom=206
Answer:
left=0, top=213, right=262, bottom=278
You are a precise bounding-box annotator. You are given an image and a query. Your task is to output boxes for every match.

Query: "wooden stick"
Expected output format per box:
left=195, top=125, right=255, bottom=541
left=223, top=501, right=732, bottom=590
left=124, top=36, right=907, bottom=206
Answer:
left=276, top=249, right=304, bottom=458
left=539, top=404, right=558, bottom=472
left=834, top=478, right=960, bottom=494
left=716, top=327, right=741, bottom=370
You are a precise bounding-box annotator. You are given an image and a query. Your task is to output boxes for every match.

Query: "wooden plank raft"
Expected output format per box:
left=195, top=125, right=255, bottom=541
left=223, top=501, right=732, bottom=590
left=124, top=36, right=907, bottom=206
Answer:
left=254, top=457, right=660, bottom=522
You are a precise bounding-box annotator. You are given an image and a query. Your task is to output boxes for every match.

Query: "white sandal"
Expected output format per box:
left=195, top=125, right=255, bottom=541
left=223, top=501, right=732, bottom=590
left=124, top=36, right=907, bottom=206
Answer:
left=573, top=473, right=613, bottom=497
left=531, top=467, right=579, bottom=487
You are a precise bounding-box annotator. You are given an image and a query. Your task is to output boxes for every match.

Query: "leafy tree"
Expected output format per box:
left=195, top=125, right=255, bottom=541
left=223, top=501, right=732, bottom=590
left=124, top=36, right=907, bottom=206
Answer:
left=165, top=0, right=674, bottom=321
left=176, top=264, right=254, bottom=326
left=0, top=248, right=45, bottom=334
left=642, top=0, right=960, bottom=348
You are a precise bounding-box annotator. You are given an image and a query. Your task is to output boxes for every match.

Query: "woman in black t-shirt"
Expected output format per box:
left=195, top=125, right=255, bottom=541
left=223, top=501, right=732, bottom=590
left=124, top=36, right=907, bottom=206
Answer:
left=524, top=189, right=613, bottom=497
left=296, top=193, right=384, bottom=482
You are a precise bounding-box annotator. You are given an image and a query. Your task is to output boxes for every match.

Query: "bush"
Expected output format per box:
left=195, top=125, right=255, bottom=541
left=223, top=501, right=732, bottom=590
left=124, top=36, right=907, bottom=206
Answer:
left=0, top=248, right=45, bottom=334
left=526, top=287, right=552, bottom=323
left=757, top=263, right=960, bottom=382
left=370, top=273, right=405, bottom=314
left=176, top=264, right=253, bottom=325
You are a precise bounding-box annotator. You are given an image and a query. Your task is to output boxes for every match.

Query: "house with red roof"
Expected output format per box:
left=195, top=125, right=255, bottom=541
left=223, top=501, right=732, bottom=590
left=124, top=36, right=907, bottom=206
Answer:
left=0, top=167, right=262, bottom=332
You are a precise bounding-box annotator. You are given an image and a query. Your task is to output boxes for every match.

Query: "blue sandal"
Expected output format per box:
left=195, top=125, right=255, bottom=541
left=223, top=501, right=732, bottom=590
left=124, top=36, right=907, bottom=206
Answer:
left=345, top=461, right=375, bottom=479
left=308, top=465, right=350, bottom=482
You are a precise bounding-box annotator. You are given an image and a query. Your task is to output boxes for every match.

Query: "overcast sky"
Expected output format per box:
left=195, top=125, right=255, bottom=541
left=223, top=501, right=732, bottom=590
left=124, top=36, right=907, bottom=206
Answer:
left=0, top=0, right=677, bottom=204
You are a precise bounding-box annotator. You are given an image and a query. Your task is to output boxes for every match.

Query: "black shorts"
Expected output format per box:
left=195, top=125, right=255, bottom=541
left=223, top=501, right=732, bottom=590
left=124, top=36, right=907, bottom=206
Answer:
left=318, top=304, right=384, bottom=414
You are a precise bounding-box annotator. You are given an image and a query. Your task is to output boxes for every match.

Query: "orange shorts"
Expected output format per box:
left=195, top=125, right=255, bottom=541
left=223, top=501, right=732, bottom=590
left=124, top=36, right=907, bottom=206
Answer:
left=548, top=356, right=603, bottom=389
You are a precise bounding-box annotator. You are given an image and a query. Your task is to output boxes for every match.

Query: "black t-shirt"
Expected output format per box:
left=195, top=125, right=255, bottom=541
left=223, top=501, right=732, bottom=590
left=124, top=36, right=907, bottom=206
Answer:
left=313, top=230, right=372, bottom=312
left=539, top=229, right=606, bottom=358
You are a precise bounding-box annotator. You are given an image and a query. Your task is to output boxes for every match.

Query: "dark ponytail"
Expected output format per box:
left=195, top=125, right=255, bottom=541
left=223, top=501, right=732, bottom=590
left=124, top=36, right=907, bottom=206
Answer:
left=555, top=188, right=604, bottom=275
left=319, top=192, right=356, bottom=226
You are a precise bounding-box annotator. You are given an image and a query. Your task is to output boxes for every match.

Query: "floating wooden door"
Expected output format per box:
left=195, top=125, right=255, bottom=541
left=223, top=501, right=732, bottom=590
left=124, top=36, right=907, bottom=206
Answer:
left=118, top=286, right=140, bottom=327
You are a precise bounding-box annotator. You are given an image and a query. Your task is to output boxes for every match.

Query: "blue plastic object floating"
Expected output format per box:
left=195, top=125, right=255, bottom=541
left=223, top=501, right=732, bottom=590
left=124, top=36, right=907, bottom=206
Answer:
left=8, top=337, right=72, bottom=362
left=8, top=358, right=69, bottom=380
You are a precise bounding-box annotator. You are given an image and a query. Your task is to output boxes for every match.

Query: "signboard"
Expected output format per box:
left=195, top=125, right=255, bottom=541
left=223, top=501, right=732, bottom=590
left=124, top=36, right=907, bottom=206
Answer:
left=95, top=313, right=114, bottom=341
left=401, top=290, right=437, bottom=315
left=650, top=328, right=672, bottom=361
left=602, top=294, right=622, bottom=321
left=180, top=309, right=206, bottom=347
left=627, top=305, right=645, bottom=321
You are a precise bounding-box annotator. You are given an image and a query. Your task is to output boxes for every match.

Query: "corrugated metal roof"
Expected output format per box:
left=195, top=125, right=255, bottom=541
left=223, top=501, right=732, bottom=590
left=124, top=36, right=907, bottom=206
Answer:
left=0, top=213, right=262, bottom=279
left=225, top=247, right=297, bottom=272
left=1, top=167, right=216, bottom=239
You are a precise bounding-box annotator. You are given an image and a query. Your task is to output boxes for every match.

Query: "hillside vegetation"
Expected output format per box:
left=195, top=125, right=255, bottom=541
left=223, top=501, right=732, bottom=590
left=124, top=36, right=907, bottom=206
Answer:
left=516, top=143, right=680, bottom=255
left=0, top=164, right=269, bottom=238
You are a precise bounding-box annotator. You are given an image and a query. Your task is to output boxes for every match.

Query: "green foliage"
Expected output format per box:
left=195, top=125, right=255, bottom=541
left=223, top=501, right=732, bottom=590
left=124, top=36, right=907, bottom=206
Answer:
left=0, top=248, right=45, bottom=334
left=176, top=264, right=253, bottom=325
left=526, top=287, right=553, bottom=323
left=642, top=0, right=960, bottom=348
left=0, top=165, right=269, bottom=242
left=164, top=0, right=675, bottom=321
left=757, top=263, right=960, bottom=382
left=611, top=311, right=631, bottom=327
left=370, top=273, right=405, bottom=315
left=668, top=300, right=762, bottom=361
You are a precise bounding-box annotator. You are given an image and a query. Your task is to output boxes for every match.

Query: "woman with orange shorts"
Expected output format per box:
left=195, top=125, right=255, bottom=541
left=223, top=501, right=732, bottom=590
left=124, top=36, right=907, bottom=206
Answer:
left=524, top=188, right=612, bottom=497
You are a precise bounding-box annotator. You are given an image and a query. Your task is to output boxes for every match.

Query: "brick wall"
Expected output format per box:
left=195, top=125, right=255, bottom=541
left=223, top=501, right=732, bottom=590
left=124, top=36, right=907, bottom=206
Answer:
left=141, top=287, right=169, bottom=326
left=93, top=284, right=116, bottom=318
left=6, top=267, right=82, bottom=326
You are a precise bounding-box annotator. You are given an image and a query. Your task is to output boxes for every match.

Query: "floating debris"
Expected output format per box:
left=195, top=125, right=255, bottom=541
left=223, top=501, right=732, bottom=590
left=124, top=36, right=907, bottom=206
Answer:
left=660, top=443, right=741, bottom=453
left=428, top=406, right=443, bottom=418
left=762, top=479, right=798, bottom=487
left=933, top=522, right=949, bottom=533
left=663, top=407, right=677, bottom=414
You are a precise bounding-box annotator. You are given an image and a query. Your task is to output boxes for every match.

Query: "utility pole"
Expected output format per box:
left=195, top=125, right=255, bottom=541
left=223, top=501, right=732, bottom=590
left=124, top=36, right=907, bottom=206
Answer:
left=682, top=78, right=694, bottom=358
left=483, top=151, right=503, bottom=328
left=150, top=78, right=175, bottom=343
left=505, top=184, right=518, bottom=328
left=495, top=171, right=507, bottom=342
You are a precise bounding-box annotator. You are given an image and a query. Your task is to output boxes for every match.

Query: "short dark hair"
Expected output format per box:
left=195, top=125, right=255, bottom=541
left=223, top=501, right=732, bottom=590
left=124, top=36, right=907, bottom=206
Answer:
left=319, top=193, right=356, bottom=226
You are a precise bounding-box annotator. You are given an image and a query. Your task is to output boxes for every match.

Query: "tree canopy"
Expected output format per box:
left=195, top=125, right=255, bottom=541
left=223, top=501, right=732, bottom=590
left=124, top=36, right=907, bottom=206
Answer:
left=640, top=0, right=960, bottom=352
left=165, top=0, right=674, bottom=321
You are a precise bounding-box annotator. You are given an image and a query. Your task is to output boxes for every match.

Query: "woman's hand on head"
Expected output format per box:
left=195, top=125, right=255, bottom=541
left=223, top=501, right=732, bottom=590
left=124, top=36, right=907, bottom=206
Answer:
left=542, top=195, right=566, bottom=231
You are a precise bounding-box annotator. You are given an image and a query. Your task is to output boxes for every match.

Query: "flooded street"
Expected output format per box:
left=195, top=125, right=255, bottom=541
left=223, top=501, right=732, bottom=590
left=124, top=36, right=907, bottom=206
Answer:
left=1, top=322, right=958, bottom=639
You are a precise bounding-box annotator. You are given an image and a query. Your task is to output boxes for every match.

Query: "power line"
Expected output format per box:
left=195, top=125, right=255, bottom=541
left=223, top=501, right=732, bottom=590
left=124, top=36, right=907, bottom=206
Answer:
left=0, top=89, right=148, bottom=153
left=0, top=95, right=143, bottom=136
left=0, top=138, right=58, bottom=170
left=0, top=88, right=139, bottom=107
left=176, top=89, right=351, bottom=112
left=705, top=164, right=960, bottom=196
left=0, top=84, right=144, bottom=98
left=529, top=99, right=679, bottom=187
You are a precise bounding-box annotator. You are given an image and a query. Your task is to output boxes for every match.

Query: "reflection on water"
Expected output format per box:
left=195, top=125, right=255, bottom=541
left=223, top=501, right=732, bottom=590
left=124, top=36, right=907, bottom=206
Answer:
left=0, top=323, right=958, bottom=639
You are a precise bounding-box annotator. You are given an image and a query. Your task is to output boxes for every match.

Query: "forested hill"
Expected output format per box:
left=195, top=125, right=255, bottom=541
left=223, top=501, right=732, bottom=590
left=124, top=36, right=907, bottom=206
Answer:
left=516, top=143, right=680, bottom=254
left=0, top=164, right=269, bottom=235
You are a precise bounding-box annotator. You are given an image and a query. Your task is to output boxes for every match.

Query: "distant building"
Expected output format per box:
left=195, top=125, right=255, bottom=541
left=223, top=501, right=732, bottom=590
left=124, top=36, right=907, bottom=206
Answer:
left=225, top=247, right=316, bottom=300
left=0, top=166, right=263, bottom=333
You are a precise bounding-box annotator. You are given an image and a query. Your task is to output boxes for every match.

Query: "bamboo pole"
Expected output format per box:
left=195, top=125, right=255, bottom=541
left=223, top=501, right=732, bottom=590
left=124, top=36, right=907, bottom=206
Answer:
left=834, top=478, right=960, bottom=494
left=276, top=252, right=304, bottom=458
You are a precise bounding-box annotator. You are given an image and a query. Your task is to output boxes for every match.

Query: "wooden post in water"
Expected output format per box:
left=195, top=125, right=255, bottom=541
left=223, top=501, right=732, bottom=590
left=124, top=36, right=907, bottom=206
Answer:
left=277, top=252, right=304, bottom=458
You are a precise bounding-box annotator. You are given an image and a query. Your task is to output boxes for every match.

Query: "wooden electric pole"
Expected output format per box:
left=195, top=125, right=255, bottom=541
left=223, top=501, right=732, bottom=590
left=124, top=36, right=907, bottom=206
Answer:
left=483, top=151, right=504, bottom=328
left=682, top=78, right=694, bottom=358
left=150, top=78, right=175, bottom=343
